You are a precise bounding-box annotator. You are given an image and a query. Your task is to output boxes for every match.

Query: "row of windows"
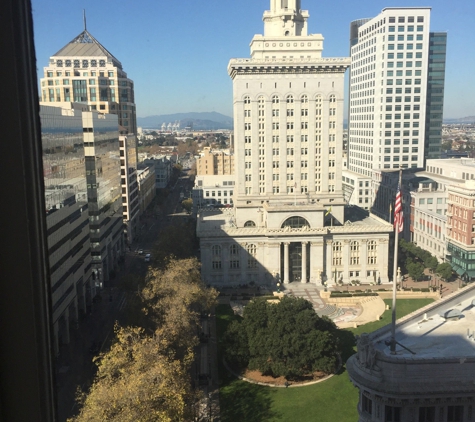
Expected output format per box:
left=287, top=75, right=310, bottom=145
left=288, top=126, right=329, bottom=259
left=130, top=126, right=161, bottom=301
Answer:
left=47, top=70, right=116, bottom=78
left=388, top=16, right=424, bottom=24
left=246, top=121, right=334, bottom=131
left=243, top=94, right=336, bottom=104
left=387, top=34, right=423, bottom=41
left=388, top=25, right=424, bottom=33
left=204, top=190, right=233, bottom=197
left=387, top=43, right=424, bottom=50
left=55, top=59, right=106, bottom=68
left=362, top=393, right=464, bottom=422
left=387, top=52, right=423, bottom=60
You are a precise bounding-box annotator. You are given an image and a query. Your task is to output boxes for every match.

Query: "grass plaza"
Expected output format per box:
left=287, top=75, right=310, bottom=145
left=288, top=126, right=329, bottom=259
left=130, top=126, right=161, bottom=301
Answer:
left=216, top=298, right=434, bottom=422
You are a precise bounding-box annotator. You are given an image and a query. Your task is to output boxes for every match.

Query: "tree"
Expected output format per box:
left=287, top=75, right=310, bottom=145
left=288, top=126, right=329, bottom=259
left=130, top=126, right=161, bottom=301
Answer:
left=71, top=258, right=217, bottom=421
left=181, top=198, right=193, bottom=214
left=222, top=319, right=250, bottom=368
left=224, top=296, right=339, bottom=379
left=141, top=258, right=217, bottom=352
left=441, top=140, right=452, bottom=151
left=436, top=262, right=453, bottom=281
left=425, top=256, right=439, bottom=273
left=151, top=221, right=197, bottom=268
left=407, top=262, right=424, bottom=281
left=69, top=326, right=196, bottom=422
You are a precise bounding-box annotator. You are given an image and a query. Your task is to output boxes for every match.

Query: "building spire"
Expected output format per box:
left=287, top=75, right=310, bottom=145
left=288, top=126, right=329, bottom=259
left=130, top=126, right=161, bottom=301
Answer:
left=271, top=0, right=301, bottom=13
left=265, top=0, right=308, bottom=37
left=83, top=9, right=87, bottom=31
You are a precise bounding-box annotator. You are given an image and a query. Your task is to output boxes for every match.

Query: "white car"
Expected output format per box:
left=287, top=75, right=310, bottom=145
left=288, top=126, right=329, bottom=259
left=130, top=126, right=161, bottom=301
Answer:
left=144, top=253, right=151, bottom=262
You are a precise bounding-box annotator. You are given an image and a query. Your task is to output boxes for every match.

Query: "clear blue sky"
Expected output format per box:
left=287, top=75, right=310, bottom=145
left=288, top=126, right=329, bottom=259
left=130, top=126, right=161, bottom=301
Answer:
left=32, top=0, right=474, bottom=119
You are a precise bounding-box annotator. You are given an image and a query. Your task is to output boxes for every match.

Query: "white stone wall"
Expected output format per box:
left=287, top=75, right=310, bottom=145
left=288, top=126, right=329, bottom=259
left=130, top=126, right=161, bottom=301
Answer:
left=199, top=230, right=390, bottom=287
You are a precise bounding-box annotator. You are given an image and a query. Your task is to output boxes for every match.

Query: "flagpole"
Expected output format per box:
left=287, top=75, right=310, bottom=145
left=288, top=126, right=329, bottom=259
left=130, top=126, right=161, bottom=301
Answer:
left=390, top=168, right=403, bottom=354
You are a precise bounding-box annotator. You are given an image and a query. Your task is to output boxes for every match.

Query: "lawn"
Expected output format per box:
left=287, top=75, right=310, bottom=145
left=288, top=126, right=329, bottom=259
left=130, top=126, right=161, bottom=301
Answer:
left=216, top=298, right=434, bottom=422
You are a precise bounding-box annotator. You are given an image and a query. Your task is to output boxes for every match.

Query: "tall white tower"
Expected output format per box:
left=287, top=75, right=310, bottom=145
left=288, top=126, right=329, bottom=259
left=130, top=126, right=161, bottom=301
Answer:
left=228, top=0, right=351, bottom=226
left=198, top=0, right=392, bottom=288
left=348, top=8, right=432, bottom=178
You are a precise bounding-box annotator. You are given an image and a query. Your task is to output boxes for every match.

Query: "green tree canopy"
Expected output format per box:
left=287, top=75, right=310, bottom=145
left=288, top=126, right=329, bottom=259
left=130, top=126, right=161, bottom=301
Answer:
left=151, top=221, right=197, bottom=268
left=224, top=296, right=339, bottom=379
left=407, top=261, right=425, bottom=281
left=425, top=256, right=439, bottom=273
left=436, top=262, right=453, bottom=281
left=181, top=198, right=193, bottom=213
left=141, top=258, right=217, bottom=352
left=70, top=258, right=217, bottom=421
left=69, top=326, right=195, bottom=422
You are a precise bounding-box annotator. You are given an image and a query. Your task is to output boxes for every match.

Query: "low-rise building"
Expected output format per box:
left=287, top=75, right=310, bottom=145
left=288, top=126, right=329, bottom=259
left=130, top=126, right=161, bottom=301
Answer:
left=192, top=174, right=235, bottom=213
left=372, top=159, right=475, bottom=280
left=342, top=169, right=372, bottom=210
left=196, top=147, right=234, bottom=175
left=410, top=176, right=448, bottom=262
left=143, top=155, right=172, bottom=190
left=137, top=166, right=156, bottom=214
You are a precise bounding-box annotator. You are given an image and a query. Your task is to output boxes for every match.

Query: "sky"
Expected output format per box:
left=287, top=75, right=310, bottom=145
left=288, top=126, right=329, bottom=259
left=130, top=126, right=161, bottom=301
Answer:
left=32, top=0, right=475, bottom=119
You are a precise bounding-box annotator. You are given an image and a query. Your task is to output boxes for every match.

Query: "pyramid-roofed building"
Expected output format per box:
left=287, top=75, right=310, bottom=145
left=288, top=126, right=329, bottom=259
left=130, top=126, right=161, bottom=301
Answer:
left=40, top=28, right=136, bottom=136
left=52, top=30, right=123, bottom=70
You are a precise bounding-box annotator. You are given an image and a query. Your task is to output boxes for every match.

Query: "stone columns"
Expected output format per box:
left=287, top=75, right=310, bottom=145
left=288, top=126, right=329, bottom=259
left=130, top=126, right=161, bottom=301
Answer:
left=343, top=239, right=350, bottom=283
left=325, top=239, right=333, bottom=285
left=361, top=239, right=368, bottom=282
left=221, top=243, right=229, bottom=284
left=267, top=243, right=281, bottom=283
left=310, top=240, right=324, bottom=284
left=301, top=241, right=308, bottom=283
left=378, top=238, right=390, bottom=284
left=283, top=242, right=290, bottom=284
left=239, top=242, right=247, bottom=283
left=200, top=244, right=210, bottom=283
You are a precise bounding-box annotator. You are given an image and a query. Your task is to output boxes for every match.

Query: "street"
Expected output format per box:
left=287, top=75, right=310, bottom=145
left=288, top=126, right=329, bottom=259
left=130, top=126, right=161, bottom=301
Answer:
left=55, top=172, right=195, bottom=421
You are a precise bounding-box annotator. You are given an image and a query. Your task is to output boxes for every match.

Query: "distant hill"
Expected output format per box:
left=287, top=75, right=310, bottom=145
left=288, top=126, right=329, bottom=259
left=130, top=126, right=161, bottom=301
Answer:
left=137, top=112, right=233, bottom=130
left=444, top=116, right=475, bottom=124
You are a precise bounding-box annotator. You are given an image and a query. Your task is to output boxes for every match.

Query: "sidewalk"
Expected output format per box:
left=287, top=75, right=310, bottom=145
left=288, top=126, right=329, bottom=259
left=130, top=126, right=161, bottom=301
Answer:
left=197, top=308, right=221, bottom=422
left=55, top=264, right=129, bottom=421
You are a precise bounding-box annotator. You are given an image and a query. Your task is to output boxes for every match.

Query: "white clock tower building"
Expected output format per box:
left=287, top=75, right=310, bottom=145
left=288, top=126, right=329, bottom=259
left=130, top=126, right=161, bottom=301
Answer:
left=198, top=1, right=392, bottom=287
left=229, top=0, right=349, bottom=225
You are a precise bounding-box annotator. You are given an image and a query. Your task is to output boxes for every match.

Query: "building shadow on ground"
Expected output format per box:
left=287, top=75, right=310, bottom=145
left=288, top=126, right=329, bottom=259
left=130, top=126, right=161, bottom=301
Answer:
left=219, top=381, right=281, bottom=422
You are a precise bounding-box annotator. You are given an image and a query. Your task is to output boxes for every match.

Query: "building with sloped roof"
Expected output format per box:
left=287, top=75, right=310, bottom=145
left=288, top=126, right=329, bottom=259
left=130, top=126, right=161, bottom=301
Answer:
left=40, top=27, right=137, bottom=136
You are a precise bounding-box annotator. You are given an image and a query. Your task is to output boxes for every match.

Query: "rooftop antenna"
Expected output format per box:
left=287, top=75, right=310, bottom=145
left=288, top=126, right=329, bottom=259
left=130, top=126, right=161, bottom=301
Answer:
left=83, top=9, right=87, bottom=31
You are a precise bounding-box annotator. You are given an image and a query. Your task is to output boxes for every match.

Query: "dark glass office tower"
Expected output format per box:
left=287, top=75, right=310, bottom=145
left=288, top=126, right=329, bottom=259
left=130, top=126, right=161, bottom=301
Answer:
left=425, top=32, right=447, bottom=160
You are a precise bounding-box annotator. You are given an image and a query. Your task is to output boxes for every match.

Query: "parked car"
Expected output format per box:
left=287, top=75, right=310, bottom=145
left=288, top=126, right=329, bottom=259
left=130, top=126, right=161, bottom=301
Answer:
left=144, top=253, right=151, bottom=262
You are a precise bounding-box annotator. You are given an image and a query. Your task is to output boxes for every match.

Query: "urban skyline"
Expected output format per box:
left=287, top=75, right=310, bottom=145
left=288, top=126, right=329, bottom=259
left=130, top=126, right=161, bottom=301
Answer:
left=32, top=0, right=475, bottom=119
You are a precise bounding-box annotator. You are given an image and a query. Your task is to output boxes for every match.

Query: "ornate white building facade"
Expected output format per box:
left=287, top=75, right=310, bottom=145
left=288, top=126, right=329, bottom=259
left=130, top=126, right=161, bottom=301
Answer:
left=197, top=0, right=392, bottom=287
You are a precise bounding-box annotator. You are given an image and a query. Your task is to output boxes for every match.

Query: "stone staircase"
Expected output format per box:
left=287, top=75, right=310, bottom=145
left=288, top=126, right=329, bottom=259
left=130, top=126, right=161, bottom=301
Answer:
left=316, top=304, right=338, bottom=317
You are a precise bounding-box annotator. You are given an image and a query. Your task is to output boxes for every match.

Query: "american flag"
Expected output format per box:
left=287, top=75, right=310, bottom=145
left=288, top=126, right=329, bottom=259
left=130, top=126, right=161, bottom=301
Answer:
left=394, top=183, right=403, bottom=233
